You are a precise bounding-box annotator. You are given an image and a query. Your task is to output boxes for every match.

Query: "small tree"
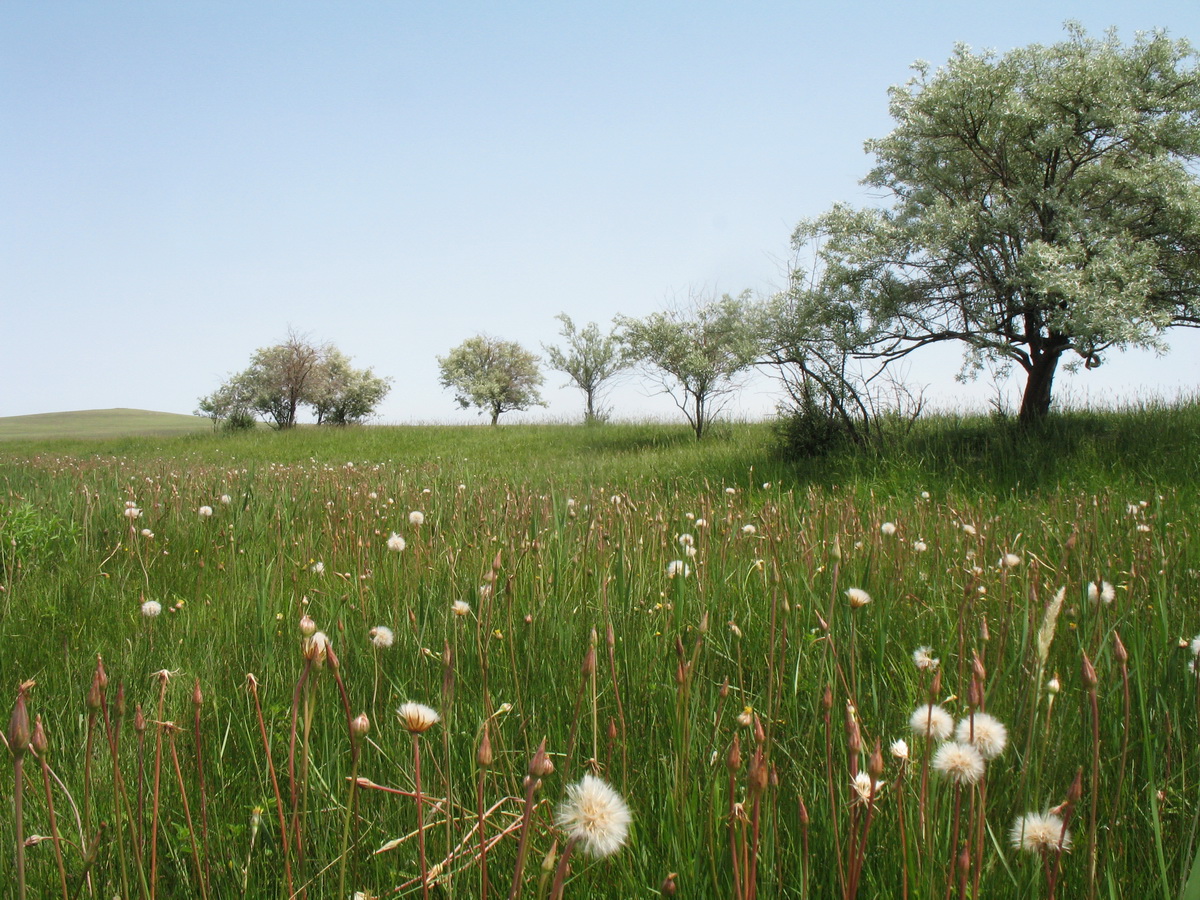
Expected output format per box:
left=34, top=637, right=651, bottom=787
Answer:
left=543, top=314, right=627, bottom=422
left=310, top=349, right=393, bottom=425
left=241, top=330, right=328, bottom=429
left=617, top=290, right=760, bottom=439
left=437, top=335, right=546, bottom=425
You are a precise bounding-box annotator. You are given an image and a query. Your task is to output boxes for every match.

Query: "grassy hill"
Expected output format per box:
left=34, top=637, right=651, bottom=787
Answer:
left=0, top=407, right=211, bottom=440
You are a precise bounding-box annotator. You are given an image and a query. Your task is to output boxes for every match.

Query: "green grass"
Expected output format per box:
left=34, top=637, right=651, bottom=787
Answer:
left=1, top=405, right=1198, bottom=898
left=0, top=408, right=212, bottom=441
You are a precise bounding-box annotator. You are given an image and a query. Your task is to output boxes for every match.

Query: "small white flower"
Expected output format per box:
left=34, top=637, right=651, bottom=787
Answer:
left=962, top=524, right=976, bottom=536
left=408, top=510, right=425, bottom=526
left=741, top=524, right=757, bottom=535
left=667, top=560, right=690, bottom=579
left=725, top=487, right=736, bottom=495
left=1000, top=553, right=1021, bottom=568
left=141, top=600, right=162, bottom=618
left=920, top=491, right=930, bottom=500
left=851, top=771, right=884, bottom=805
left=397, top=701, right=440, bottom=734
left=219, top=494, right=232, bottom=505
left=912, top=646, right=940, bottom=671
left=678, top=533, right=695, bottom=547
left=556, top=774, right=632, bottom=858
left=386, top=533, right=406, bottom=552
left=369, top=626, right=394, bottom=649
left=890, top=738, right=909, bottom=760
left=198, top=506, right=213, bottom=518
left=694, top=518, right=707, bottom=528
left=845, top=588, right=871, bottom=608
left=452, top=600, right=471, bottom=617
left=1087, top=580, right=1116, bottom=605
left=310, top=561, right=325, bottom=575
left=124, top=506, right=142, bottom=519
left=881, top=522, right=897, bottom=536
left=912, top=540, right=927, bottom=552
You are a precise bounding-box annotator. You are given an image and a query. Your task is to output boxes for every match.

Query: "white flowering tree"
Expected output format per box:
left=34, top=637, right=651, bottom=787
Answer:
left=543, top=314, right=627, bottom=423
left=437, top=335, right=546, bottom=425
left=790, top=26, right=1200, bottom=422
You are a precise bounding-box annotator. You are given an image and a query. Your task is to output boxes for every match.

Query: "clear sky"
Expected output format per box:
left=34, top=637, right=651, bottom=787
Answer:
left=3, top=1, right=1198, bottom=424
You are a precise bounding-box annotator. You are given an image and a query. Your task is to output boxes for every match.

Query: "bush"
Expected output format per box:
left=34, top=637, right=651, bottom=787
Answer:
left=772, top=397, right=856, bottom=459
left=0, top=501, right=74, bottom=577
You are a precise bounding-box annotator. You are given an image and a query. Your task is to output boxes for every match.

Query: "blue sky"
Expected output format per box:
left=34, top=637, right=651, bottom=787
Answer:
left=3, top=1, right=1198, bottom=424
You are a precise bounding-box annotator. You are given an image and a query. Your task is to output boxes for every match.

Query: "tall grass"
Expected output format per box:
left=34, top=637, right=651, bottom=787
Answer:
left=1, top=407, right=1199, bottom=897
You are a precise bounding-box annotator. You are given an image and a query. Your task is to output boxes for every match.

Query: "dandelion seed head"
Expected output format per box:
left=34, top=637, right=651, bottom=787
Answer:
left=1000, top=553, right=1021, bottom=568
left=369, top=626, right=394, bottom=649
left=397, top=702, right=439, bottom=734
left=881, top=522, right=897, bottom=536
left=677, top=533, right=695, bottom=547
left=140, top=528, right=154, bottom=538
left=219, top=494, right=232, bottom=505
left=1087, top=581, right=1116, bottom=605
left=912, top=646, right=940, bottom=671
left=141, top=600, right=162, bottom=618
left=955, top=712, right=1008, bottom=760
left=851, top=771, right=884, bottom=805
left=198, top=506, right=213, bottom=518
left=741, top=523, right=757, bottom=535
left=452, top=600, right=471, bottom=617
left=961, top=523, right=976, bottom=535
left=386, top=533, right=406, bottom=552
left=556, top=775, right=632, bottom=858
left=310, top=561, right=325, bottom=575
left=909, top=704, right=954, bottom=740
left=913, top=540, right=927, bottom=552
left=124, top=506, right=142, bottom=519
left=890, top=739, right=909, bottom=760
left=1010, top=812, right=1072, bottom=853
left=408, top=510, right=425, bottom=526
left=932, top=741, right=986, bottom=785
left=1190, top=634, right=1200, bottom=657
left=845, top=588, right=871, bottom=608
left=667, top=560, right=690, bottom=579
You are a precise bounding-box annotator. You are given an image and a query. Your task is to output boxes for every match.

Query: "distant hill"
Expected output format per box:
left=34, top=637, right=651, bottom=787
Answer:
left=0, top=408, right=212, bottom=441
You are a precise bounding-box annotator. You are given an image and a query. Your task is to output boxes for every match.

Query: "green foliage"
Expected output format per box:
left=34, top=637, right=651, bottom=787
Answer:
left=797, top=25, right=1200, bottom=422
left=437, top=334, right=546, bottom=425
left=0, top=500, right=73, bottom=576
left=309, top=349, right=392, bottom=425
left=618, top=290, right=760, bottom=438
left=543, top=314, right=627, bottom=422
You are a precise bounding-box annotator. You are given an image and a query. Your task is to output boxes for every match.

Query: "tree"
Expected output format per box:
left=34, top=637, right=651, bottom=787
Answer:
left=543, top=314, right=627, bottom=422
left=616, top=290, right=760, bottom=438
left=795, top=26, right=1200, bottom=422
left=437, top=335, right=546, bottom=425
left=197, top=332, right=390, bottom=429
left=310, top=349, right=393, bottom=425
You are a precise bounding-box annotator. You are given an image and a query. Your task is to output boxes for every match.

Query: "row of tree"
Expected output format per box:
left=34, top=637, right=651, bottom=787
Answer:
left=201, top=27, right=1200, bottom=435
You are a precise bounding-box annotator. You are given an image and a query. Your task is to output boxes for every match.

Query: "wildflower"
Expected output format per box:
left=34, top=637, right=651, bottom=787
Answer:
left=305, top=632, right=330, bottom=667
left=408, top=510, right=425, bottom=526
left=452, top=600, right=471, bottom=617
left=1000, top=553, right=1021, bottom=568
left=1191, top=634, right=1200, bottom=657
left=725, top=487, right=736, bottom=495
left=932, top=741, right=986, bottom=785
left=124, top=506, right=142, bottom=519
left=1046, top=675, right=1061, bottom=694
left=736, top=706, right=754, bottom=727
left=890, top=739, right=909, bottom=760
left=140, top=528, right=154, bottom=538
left=369, top=626, right=394, bottom=649
left=1087, top=581, right=1116, bottom=605
left=310, top=561, right=325, bottom=575
left=741, top=523, right=757, bottom=535
left=912, top=646, right=940, bottom=671
left=1136, top=524, right=1151, bottom=533
left=219, top=494, right=232, bottom=505
left=920, top=491, right=931, bottom=499
left=397, top=702, right=440, bottom=734
left=1010, top=812, right=1072, bottom=853
left=678, top=533, right=694, bottom=547
left=694, top=518, right=707, bottom=528
left=909, top=704, right=954, bottom=740
left=913, top=540, right=927, bottom=552
left=667, top=560, right=690, bottom=579
left=198, top=506, right=213, bottom=517
left=881, top=522, right=897, bottom=536
left=386, top=533, right=406, bottom=552
left=955, top=712, right=1007, bottom=760
left=845, top=588, right=871, bottom=608
left=299, top=614, right=316, bottom=636
left=556, top=774, right=632, bottom=858
left=851, top=771, right=884, bottom=805
left=962, top=524, right=976, bottom=536
left=141, top=600, right=162, bottom=618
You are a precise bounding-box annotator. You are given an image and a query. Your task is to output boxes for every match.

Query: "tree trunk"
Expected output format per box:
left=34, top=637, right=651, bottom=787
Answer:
left=1017, top=348, right=1063, bottom=424
left=693, top=393, right=705, bottom=440
left=490, top=404, right=500, bottom=426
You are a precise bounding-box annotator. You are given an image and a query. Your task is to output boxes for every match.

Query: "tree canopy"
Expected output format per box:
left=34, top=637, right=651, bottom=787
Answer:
left=792, top=26, right=1200, bottom=421
left=197, top=332, right=391, bottom=429
left=617, top=291, right=760, bottom=438
left=437, top=335, right=546, bottom=425
left=543, top=314, right=627, bottom=423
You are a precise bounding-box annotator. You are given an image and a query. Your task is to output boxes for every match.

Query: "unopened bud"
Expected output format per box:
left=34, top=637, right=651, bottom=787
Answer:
left=719, top=678, right=730, bottom=699
left=726, top=735, right=741, bottom=772
left=830, top=535, right=841, bottom=562
left=868, top=739, right=884, bottom=781
left=968, top=679, right=982, bottom=709
left=979, top=617, right=990, bottom=642
left=540, top=840, right=558, bottom=873
left=94, top=656, right=108, bottom=692
left=753, top=714, right=766, bottom=746
left=821, top=684, right=833, bottom=712
left=1113, top=630, right=1128, bottom=664
left=477, top=727, right=494, bottom=768
left=192, top=678, right=203, bottom=711
left=972, top=652, right=986, bottom=682
left=582, top=643, right=596, bottom=677
left=698, top=610, right=709, bottom=634
left=115, top=682, right=127, bottom=718
left=748, top=746, right=768, bottom=795
left=931, top=669, right=943, bottom=697
left=134, top=704, right=146, bottom=735
left=86, top=679, right=102, bottom=712
left=1066, top=767, right=1083, bottom=805
left=1081, top=652, right=1098, bottom=689
left=299, top=615, right=316, bottom=636
left=798, top=795, right=810, bottom=826
left=607, top=717, right=617, bottom=741
left=606, top=622, right=615, bottom=647
left=31, top=714, right=49, bottom=758
left=8, top=687, right=31, bottom=757
left=528, top=739, right=553, bottom=778
left=661, top=872, right=678, bottom=896
left=351, top=713, right=370, bottom=738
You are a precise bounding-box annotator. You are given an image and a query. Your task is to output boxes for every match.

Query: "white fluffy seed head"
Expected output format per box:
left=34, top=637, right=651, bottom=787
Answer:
left=387, top=533, right=406, bottom=552
left=881, top=522, right=897, bottom=536
left=141, top=600, right=162, bottom=618
left=1010, top=812, right=1072, bottom=853
left=397, top=702, right=439, bottom=734
left=408, top=510, right=425, bottom=526
left=955, top=712, right=1008, bottom=760
left=1087, top=580, right=1116, bottom=605
left=932, top=741, right=986, bottom=785
left=845, top=588, right=871, bottom=609
left=909, top=704, right=954, bottom=740
left=369, top=626, right=394, bottom=649
left=556, top=774, right=632, bottom=858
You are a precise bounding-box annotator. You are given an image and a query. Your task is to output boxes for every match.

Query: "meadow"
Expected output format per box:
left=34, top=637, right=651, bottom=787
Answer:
left=2, top=407, right=1199, bottom=899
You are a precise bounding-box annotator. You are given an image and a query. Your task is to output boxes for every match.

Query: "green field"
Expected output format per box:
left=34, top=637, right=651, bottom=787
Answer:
left=1, top=408, right=1199, bottom=898
left=0, top=408, right=212, bottom=441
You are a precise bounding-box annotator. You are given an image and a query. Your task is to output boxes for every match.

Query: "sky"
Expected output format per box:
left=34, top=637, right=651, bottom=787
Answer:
left=3, top=1, right=1199, bottom=425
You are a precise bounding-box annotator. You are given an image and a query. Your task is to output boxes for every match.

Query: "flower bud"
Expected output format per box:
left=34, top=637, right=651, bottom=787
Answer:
left=582, top=643, right=597, bottom=678
left=661, top=873, right=678, bottom=896
left=868, top=739, right=884, bottom=781
left=528, top=739, right=553, bottom=778
left=115, top=682, right=127, bottom=719
left=8, top=686, right=31, bottom=758
left=748, top=746, right=768, bottom=796
left=351, top=713, right=370, bottom=738
left=299, top=615, right=316, bottom=636
left=192, top=678, right=203, bottom=711
left=134, top=703, right=147, bottom=735
left=477, top=726, right=494, bottom=768
left=31, top=714, right=49, bottom=758
left=1081, top=652, right=1098, bottom=689
left=726, top=735, right=741, bottom=772
left=1113, top=630, right=1128, bottom=664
